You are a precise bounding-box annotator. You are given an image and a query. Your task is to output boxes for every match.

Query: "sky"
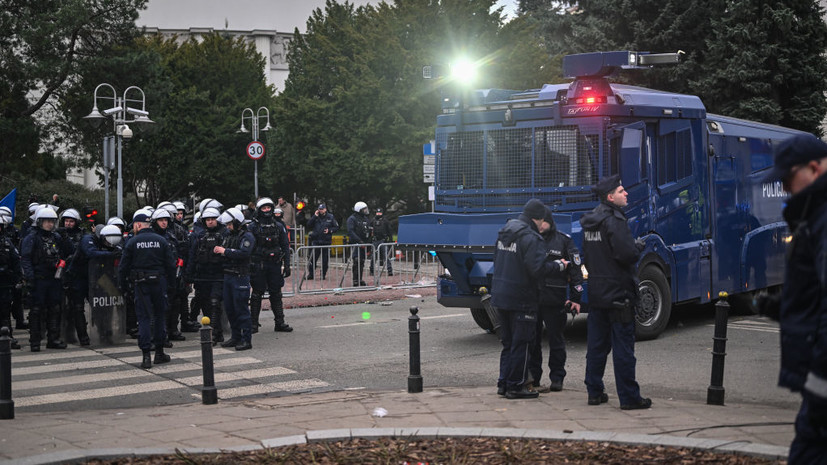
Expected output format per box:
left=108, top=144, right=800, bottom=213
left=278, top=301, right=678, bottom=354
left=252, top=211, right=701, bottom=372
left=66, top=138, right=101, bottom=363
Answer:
left=137, top=0, right=520, bottom=33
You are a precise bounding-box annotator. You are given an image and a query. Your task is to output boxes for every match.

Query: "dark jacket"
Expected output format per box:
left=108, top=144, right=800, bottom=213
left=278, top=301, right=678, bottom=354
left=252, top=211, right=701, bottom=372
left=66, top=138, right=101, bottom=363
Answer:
left=0, top=234, right=21, bottom=286
left=779, top=172, right=827, bottom=401
left=21, top=228, right=71, bottom=281
left=347, top=212, right=371, bottom=245
left=307, top=212, right=339, bottom=245
left=491, top=213, right=565, bottom=312
left=186, top=225, right=227, bottom=282
left=540, top=224, right=584, bottom=305
left=117, top=228, right=176, bottom=289
left=248, top=218, right=290, bottom=266
left=370, top=215, right=393, bottom=244
left=68, top=233, right=120, bottom=283
left=579, top=201, right=640, bottom=309
left=221, top=228, right=255, bottom=275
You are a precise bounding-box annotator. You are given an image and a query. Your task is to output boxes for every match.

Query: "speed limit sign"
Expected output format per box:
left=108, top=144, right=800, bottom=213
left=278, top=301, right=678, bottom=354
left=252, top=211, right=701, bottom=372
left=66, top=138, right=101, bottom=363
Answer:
left=246, top=141, right=265, bottom=160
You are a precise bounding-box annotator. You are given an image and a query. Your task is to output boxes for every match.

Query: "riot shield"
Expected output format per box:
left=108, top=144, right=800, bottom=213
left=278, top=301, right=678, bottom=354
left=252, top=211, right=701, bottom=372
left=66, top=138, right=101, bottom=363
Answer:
left=88, top=256, right=127, bottom=345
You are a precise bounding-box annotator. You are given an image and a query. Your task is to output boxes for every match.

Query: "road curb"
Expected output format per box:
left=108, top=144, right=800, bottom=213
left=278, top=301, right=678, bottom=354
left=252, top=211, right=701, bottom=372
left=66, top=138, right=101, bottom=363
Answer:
left=3, top=427, right=789, bottom=464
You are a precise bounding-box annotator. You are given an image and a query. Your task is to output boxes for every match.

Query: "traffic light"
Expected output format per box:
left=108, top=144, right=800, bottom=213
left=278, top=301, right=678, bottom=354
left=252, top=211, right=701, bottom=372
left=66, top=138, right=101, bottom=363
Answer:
left=296, top=200, right=306, bottom=212
left=82, top=206, right=98, bottom=224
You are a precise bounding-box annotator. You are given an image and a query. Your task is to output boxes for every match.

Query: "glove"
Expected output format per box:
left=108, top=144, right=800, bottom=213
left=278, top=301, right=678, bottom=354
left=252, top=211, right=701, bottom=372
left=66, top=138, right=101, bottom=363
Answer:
left=282, top=266, right=291, bottom=278
left=635, top=238, right=646, bottom=251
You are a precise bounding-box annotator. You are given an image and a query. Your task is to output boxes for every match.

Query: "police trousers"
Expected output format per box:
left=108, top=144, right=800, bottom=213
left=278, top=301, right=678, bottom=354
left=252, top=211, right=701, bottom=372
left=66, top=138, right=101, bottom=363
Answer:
left=789, top=395, right=827, bottom=465
left=584, top=307, right=641, bottom=405
left=497, top=309, right=537, bottom=391
left=223, top=274, right=252, bottom=343
left=133, top=277, right=167, bottom=351
left=529, top=303, right=568, bottom=384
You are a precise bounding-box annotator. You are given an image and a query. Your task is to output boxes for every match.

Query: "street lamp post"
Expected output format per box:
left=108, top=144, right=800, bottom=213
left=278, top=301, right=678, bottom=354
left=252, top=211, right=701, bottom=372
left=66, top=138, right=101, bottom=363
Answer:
left=238, top=107, right=271, bottom=199
left=84, top=84, right=154, bottom=219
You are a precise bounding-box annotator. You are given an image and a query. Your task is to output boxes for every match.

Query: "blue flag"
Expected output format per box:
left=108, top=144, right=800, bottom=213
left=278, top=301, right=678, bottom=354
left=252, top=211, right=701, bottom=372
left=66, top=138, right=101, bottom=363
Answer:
left=1, top=188, right=17, bottom=221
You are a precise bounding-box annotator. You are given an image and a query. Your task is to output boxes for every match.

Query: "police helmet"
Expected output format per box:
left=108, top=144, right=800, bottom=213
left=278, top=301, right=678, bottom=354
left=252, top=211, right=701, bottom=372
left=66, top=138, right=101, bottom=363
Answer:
left=160, top=203, right=178, bottom=217
left=193, top=211, right=202, bottom=223
left=256, top=197, right=275, bottom=210
left=353, top=201, right=368, bottom=213
left=0, top=214, right=10, bottom=226
left=226, top=207, right=245, bottom=224
left=99, top=225, right=123, bottom=248
left=198, top=198, right=213, bottom=212
left=0, top=206, right=11, bottom=217
left=274, top=207, right=283, bottom=218
left=151, top=208, right=172, bottom=222
left=35, top=207, right=58, bottom=228
left=59, top=208, right=81, bottom=223
left=204, top=199, right=223, bottom=211
left=106, top=216, right=126, bottom=228
left=173, top=201, right=187, bottom=213
left=201, top=207, right=221, bottom=220
left=28, top=202, right=41, bottom=215
left=93, top=224, right=105, bottom=237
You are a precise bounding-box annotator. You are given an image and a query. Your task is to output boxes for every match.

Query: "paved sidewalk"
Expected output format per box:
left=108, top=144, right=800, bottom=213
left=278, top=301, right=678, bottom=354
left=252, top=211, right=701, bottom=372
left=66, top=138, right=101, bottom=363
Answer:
left=0, top=386, right=795, bottom=463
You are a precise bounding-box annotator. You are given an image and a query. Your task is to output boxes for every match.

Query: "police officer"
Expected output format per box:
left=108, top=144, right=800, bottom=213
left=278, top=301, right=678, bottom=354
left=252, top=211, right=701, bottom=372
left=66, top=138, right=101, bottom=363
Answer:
left=347, top=201, right=371, bottom=287
left=171, top=201, right=197, bottom=332
left=580, top=174, right=651, bottom=410
left=0, top=213, right=22, bottom=349
left=21, top=207, right=71, bottom=351
left=118, top=211, right=176, bottom=369
left=369, top=207, right=393, bottom=277
left=528, top=207, right=583, bottom=393
left=248, top=197, right=292, bottom=333
left=149, top=206, right=186, bottom=343
left=123, top=209, right=153, bottom=339
left=0, top=206, right=26, bottom=330
left=185, top=207, right=227, bottom=343
left=57, top=208, right=89, bottom=345
left=19, top=202, right=41, bottom=240
left=156, top=202, right=190, bottom=340
left=306, top=203, right=338, bottom=280
left=214, top=208, right=255, bottom=351
left=761, top=134, right=827, bottom=464
left=492, top=199, right=569, bottom=399
left=69, top=224, right=122, bottom=344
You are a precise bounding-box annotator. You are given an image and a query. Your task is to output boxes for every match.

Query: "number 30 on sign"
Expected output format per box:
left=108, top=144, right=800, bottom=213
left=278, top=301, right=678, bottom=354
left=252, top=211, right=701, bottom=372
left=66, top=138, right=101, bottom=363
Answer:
left=246, top=141, right=265, bottom=160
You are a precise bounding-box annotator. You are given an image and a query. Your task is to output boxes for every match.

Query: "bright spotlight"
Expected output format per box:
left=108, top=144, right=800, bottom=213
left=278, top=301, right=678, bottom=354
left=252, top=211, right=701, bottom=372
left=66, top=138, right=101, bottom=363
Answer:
left=450, top=59, right=478, bottom=85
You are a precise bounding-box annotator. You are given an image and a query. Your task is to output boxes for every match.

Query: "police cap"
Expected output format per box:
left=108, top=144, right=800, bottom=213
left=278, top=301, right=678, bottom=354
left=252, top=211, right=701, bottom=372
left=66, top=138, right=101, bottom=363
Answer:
left=522, top=198, right=546, bottom=220
left=763, top=133, right=827, bottom=183
left=593, top=174, right=621, bottom=198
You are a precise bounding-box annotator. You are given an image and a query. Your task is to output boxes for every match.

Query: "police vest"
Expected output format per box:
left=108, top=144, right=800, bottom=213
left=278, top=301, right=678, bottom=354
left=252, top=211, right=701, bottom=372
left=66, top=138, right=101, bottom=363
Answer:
left=253, top=221, right=283, bottom=262
left=197, top=230, right=223, bottom=266
left=222, top=231, right=250, bottom=275
left=0, top=237, right=15, bottom=278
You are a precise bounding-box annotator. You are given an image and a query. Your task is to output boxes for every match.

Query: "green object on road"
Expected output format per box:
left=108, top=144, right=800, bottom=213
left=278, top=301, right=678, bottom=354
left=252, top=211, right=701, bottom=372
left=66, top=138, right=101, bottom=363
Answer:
left=362, top=311, right=371, bottom=320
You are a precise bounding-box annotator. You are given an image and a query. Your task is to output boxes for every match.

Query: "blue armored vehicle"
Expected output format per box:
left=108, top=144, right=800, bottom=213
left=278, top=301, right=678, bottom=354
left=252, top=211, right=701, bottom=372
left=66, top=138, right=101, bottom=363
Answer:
left=397, top=51, right=801, bottom=340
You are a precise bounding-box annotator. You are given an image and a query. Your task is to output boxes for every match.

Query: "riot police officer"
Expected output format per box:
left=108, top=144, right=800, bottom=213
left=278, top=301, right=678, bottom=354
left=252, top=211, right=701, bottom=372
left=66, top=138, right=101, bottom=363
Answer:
left=149, top=207, right=186, bottom=343
left=248, top=197, right=292, bottom=333
left=57, top=208, right=89, bottom=345
left=0, top=206, right=26, bottom=330
left=156, top=202, right=189, bottom=340
left=0, top=213, right=22, bottom=349
left=214, top=208, right=255, bottom=350
left=21, top=207, right=71, bottom=351
left=528, top=208, right=583, bottom=392
left=19, top=202, right=41, bottom=240
left=492, top=199, right=568, bottom=399
left=123, top=209, right=153, bottom=339
left=347, top=201, right=371, bottom=287
left=580, top=174, right=651, bottom=410
left=185, top=207, right=227, bottom=343
left=171, top=201, right=197, bottom=332
left=306, top=203, right=338, bottom=280
left=369, top=207, right=393, bottom=277
left=118, top=211, right=176, bottom=369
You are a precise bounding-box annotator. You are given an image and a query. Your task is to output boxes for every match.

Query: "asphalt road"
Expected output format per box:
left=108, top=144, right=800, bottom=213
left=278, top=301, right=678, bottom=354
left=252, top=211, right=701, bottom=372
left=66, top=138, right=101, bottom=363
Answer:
left=10, top=294, right=799, bottom=412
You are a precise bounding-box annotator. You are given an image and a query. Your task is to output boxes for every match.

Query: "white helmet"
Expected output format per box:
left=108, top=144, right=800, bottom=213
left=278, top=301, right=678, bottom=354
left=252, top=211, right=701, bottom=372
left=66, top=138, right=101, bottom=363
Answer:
left=201, top=207, right=221, bottom=219
left=160, top=203, right=177, bottom=216
left=234, top=204, right=248, bottom=213
left=35, top=207, right=58, bottom=223
left=256, top=197, right=275, bottom=209
left=219, top=207, right=244, bottom=225
left=193, top=211, right=202, bottom=223
left=0, top=206, right=12, bottom=217
left=353, top=201, right=368, bottom=213
left=151, top=208, right=172, bottom=222
left=204, top=199, right=223, bottom=210
left=0, top=214, right=11, bottom=226
left=173, top=201, right=187, bottom=212
left=27, top=202, right=41, bottom=215
left=132, top=208, right=153, bottom=223
left=106, top=217, right=126, bottom=228
left=198, top=198, right=212, bottom=212
left=59, top=208, right=81, bottom=222
left=99, top=225, right=123, bottom=248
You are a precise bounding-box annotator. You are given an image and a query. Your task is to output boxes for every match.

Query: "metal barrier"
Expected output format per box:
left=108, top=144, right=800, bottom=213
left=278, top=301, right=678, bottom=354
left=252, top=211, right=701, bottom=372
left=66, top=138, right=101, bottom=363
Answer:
left=291, top=243, right=440, bottom=295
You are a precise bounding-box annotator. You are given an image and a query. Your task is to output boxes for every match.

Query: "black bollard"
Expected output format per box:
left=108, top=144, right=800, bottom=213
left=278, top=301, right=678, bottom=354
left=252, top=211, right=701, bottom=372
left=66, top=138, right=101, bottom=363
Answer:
left=408, top=306, right=423, bottom=393
left=707, top=292, right=729, bottom=405
left=199, top=317, right=218, bottom=405
left=0, top=326, right=14, bottom=419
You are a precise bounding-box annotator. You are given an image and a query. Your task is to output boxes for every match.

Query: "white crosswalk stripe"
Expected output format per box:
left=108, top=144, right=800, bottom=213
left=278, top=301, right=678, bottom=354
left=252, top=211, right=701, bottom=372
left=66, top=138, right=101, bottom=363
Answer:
left=707, top=317, right=780, bottom=334
left=11, top=343, right=330, bottom=409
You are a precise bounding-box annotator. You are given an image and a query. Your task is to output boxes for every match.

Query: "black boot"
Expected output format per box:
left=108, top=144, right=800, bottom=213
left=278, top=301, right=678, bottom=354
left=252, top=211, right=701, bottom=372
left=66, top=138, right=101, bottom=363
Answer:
left=154, top=347, right=171, bottom=364
left=46, top=306, right=67, bottom=349
left=249, top=294, right=262, bottom=334
left=271, top=291, right=293, bottom=332
left=141, top=350, right=152, bottom=369
left=72, top=304, right=90, bottom=346
left=209, top=298, right=224, bottom=343
left=29, top=305, right=42, bottom=351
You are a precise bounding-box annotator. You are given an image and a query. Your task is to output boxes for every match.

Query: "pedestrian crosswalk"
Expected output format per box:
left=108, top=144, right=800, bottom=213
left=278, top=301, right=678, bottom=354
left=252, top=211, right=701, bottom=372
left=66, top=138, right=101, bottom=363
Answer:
left=10, top=340, right=331, bottom=410
left=707, top=316, right=780, bottom=334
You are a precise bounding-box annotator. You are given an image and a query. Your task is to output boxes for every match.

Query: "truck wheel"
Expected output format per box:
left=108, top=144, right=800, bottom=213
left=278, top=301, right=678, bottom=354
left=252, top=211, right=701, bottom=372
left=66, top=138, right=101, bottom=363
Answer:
left=636, top=266, right=672, bottom=341
left=470, top=307, right=494, bottom=332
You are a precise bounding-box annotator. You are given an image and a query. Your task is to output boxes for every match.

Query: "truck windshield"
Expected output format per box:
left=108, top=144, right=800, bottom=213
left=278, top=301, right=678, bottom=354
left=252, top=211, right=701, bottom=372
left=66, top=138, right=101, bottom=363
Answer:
left=436, top=123, right=603, bottom=211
